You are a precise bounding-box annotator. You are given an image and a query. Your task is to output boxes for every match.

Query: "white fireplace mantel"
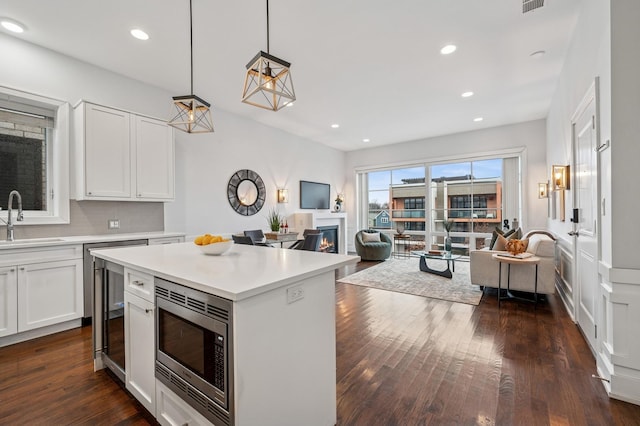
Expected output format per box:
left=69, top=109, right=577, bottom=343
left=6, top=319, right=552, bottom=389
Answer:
left=292, top=212, right=347, bottom=254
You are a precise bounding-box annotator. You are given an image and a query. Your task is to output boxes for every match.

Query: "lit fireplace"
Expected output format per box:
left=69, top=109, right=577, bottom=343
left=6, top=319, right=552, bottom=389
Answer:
left=317, top=225, right=338, bottom=254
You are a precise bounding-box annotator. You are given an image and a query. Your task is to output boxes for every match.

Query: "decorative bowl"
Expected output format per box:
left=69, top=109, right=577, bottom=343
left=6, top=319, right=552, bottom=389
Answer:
left=199, top=240, right=233, bottom=255
left=505, top=239, right=527, bottom=256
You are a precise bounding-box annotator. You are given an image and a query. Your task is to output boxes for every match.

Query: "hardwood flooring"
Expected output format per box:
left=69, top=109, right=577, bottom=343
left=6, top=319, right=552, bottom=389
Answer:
left=1, top=260, right=639, bottom=425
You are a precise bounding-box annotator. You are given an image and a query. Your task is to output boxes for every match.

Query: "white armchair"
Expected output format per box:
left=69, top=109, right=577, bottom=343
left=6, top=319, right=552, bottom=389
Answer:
left=470, top=231, right=556, bottom=294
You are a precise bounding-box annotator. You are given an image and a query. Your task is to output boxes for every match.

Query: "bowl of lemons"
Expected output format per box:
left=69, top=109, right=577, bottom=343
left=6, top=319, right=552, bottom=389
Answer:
left=194, top=234, right=233, bottom=255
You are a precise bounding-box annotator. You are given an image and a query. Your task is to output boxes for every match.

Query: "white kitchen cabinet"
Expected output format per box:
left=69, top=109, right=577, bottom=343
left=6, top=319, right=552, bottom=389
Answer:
left=0, top=245, right=84, bottom=346
left=135, top=115, right=174, bottom=200
left=17, top=259, right=83, bottom=332
left=124, top=290, right=155, bottom=414
left=83, top=103, right=131, bottom=198
left=155, top=380, right=211, bottom=426
left=73, top=101, right=175, bottom=201
left=0, top=267, right=18, bottom=337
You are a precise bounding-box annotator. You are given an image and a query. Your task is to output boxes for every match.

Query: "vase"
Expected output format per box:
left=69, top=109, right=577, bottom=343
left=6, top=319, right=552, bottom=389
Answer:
left=333, top=203, right=342, bottom=212
left=444, top=235, right=452, bottom=255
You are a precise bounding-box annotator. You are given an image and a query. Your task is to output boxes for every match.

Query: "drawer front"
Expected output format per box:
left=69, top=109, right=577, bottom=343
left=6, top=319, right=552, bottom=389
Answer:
left=148, top=236, right=184, bottom=245
left=0, top=245, right=82, bottom=268
left=125, top=268, right=154, bottom=303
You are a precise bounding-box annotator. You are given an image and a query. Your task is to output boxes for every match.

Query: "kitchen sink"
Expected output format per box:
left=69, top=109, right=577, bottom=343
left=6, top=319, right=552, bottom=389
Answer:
left=0, top=237, right=66, bottom=246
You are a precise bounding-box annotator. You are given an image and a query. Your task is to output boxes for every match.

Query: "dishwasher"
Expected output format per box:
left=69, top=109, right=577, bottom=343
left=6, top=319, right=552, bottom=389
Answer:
left=85, top=239, right=148, bottom=381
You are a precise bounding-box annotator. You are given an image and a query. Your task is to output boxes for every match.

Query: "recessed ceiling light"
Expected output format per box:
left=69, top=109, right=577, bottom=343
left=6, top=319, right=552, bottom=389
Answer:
left=440, top=44, right=457, bottom=55
left=331, top=124, right=340, bottom=129
left=130, top=28, right=149, bottom=40
left=461, top=91, right=474, bottom=98
left=1, top=18, right=25, bottom=33
left=530, top=50, right=546, bottom=58
left=473, top=117, right=483, bottom=122
left=362, top=138, right=370, bottom=143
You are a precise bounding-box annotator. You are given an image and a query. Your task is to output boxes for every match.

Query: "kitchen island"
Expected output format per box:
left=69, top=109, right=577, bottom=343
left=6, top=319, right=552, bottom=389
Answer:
left=91, top=242, right=359, bottom=426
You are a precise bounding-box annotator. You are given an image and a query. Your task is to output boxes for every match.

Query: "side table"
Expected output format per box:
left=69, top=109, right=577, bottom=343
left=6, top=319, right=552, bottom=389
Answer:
left=491, top=253, right=541, bottom=307
left=393, top=234, right=411, bottom=258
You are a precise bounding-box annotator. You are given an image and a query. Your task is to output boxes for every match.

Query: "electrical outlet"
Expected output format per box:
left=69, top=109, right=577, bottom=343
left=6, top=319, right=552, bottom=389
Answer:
left=286, top=285, right=305, bottom=304
left=108, top=219, right=120, bottom=229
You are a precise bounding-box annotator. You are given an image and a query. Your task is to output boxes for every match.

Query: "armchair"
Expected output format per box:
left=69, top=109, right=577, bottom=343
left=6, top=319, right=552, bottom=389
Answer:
left=355, top=230, right=392, bottom=261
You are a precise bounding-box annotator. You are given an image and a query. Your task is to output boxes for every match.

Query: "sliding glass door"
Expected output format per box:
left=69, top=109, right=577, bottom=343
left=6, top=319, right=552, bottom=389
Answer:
left=361, top=156, right=520, bottom=256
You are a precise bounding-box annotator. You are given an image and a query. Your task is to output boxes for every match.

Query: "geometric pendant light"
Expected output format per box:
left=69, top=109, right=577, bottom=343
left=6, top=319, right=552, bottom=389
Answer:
left=241, top=0, right=296, bottom=111
left=168, top=0, right=214, bottom=133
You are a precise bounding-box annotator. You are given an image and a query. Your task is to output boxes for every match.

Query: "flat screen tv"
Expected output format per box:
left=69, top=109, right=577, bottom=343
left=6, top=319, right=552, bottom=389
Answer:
left=300, top=180, right=330, bottom=209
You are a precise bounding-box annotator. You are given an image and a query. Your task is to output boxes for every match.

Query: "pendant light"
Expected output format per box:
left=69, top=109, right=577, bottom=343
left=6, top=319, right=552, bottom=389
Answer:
left=241, top=0, right=296, bottom=111
left=168, top=0, right=214, bottom=133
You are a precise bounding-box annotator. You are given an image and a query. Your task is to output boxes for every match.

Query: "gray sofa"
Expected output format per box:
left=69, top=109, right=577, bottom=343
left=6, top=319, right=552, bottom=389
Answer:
left=469, top=231, right=557, bottom=294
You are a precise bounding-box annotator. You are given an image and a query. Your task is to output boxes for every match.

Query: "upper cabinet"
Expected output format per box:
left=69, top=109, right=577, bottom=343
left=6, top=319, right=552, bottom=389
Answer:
left=73, top=101, right=175, bottom=201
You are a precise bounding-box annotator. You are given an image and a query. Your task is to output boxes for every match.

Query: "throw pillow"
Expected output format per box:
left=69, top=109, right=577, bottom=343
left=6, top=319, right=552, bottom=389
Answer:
left=490, top=227, right=516, bottom=250
left=493, top=232, right=521, bottom=251
left=361, top=232, right=381, bottom=243
left=512, top=227, right=522, bottom=240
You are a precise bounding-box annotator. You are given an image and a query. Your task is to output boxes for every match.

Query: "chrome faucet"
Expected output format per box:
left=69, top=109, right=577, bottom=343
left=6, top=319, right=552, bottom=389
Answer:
left=1, top=190, right=24, bottom=241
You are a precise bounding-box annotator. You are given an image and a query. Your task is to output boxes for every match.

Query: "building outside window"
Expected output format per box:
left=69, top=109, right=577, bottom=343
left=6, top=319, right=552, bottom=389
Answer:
left=0, top=87, right=70, bottom=224
left=360, top=156, right=519, bottom=256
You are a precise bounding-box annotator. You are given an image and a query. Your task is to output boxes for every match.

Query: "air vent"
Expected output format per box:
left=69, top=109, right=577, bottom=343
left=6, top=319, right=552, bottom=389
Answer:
left=207, top=304, right=230, bottom=321
left=169, top=291, right=186, bottom=304
left=156, top=286, right=169, bottom=298
left=187, top=297, right=206, bottom=314
left=155, top=363, right=170, bottom=380
left=523, top=0, right=544, bottom=13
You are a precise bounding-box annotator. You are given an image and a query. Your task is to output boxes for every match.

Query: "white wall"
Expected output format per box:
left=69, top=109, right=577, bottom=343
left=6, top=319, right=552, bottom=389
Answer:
left=546, top=0, right=640, bottom=405
left=165, top=110, right=346, bottom=239
left=0, top=33, right=171, bottom=236
left=0, top=33, right=170, bottom=119
left=546, top=0, right=611, bottom=253
left=0, top=33, right=346, bottom=240
left=344, top=120, right=548, bottom=248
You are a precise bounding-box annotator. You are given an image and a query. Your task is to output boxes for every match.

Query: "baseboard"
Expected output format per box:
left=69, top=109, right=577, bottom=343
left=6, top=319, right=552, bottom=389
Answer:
left=0, top=319, right=82, bottom=348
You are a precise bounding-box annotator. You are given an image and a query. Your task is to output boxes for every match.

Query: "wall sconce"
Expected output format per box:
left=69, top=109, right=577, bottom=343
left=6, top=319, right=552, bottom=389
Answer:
left=538, top=181, right=549, bottom=199
left=277, top=188, right=288, bottom=203
left=552, top=165, right=570, bottom=191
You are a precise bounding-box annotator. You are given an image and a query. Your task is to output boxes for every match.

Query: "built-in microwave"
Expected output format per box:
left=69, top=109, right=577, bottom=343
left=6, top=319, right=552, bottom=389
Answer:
left=155, top=278, right=234, bottom=426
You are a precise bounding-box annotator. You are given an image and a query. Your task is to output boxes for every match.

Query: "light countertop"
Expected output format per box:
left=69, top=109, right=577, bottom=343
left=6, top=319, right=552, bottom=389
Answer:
left=91, top=242, right=360, bottom=301
left=0, top=231, right=185, bottom=250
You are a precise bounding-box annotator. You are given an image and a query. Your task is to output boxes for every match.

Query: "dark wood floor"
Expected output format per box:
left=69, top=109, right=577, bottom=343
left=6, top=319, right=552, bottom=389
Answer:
left=1, top=260, right=639, bottom=425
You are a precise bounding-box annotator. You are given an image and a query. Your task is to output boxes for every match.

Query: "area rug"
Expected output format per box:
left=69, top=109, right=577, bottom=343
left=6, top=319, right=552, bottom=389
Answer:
left=337, top=258, right=483, bottom=305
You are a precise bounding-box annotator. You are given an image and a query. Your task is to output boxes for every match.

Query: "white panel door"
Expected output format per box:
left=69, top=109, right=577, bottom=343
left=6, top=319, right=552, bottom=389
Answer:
left=135, top=115, right=174, bottom=200
left=573, top=87, right=599, bottom=352
left=84, top=103, right=131, bottom=198
left=0, top=266, right=18, bottom=337
left=125, top=291, right=156, bottom=414
left=17, top=259, right=83, bottom=332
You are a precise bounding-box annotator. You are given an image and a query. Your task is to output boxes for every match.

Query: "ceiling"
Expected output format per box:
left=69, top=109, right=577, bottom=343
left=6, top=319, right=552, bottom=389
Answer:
left=0, top=0, right=581, bottom=151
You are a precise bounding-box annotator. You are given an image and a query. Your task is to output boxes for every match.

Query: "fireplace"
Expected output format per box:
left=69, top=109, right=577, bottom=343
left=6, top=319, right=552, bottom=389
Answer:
left=317, top=225, right=338, bottom=254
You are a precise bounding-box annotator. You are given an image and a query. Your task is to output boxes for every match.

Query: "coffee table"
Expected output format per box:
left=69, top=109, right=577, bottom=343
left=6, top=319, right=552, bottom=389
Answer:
left=414, top=252, right=461, bottom=278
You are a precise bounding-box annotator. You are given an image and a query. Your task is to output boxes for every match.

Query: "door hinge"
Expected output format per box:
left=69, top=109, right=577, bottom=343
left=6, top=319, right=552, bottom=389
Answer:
left=595, top=324, right=597, bottom=339
left=592, top=115, right=595, bottom=129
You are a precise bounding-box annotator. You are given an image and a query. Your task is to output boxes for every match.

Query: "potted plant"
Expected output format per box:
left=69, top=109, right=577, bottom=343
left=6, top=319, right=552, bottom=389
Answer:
left=443, top=220, right=453, bottom=255
left=266, top=208, right=283, bottom=232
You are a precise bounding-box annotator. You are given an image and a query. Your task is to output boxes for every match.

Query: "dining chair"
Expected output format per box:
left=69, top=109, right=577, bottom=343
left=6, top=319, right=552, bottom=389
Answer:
left=296, top=233, right=323, bottom=251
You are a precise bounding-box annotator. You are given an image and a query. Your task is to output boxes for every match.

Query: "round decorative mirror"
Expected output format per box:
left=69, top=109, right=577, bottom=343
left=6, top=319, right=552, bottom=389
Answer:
left=227, top=169, right=266, bottom=216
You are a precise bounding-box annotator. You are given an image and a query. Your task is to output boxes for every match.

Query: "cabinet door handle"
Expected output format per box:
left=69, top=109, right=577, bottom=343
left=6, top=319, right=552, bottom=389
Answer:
left=20, top=267, right=25, bottom=271
left=145, top=308, right=153, bottom=314
left=131, top=280, right=145, bottom=286
left=10, top=268, right=15, bottom=272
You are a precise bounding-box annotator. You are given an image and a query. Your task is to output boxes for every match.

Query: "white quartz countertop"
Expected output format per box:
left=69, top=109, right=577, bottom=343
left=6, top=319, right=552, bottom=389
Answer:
left=0, top=231, right=185, bottom=250
left=91, top=242, right=360, bottom=301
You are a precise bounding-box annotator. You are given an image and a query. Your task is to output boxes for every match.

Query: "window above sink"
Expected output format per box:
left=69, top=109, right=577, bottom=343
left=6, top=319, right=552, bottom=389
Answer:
left=0, top=86, right=70, bottom=225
